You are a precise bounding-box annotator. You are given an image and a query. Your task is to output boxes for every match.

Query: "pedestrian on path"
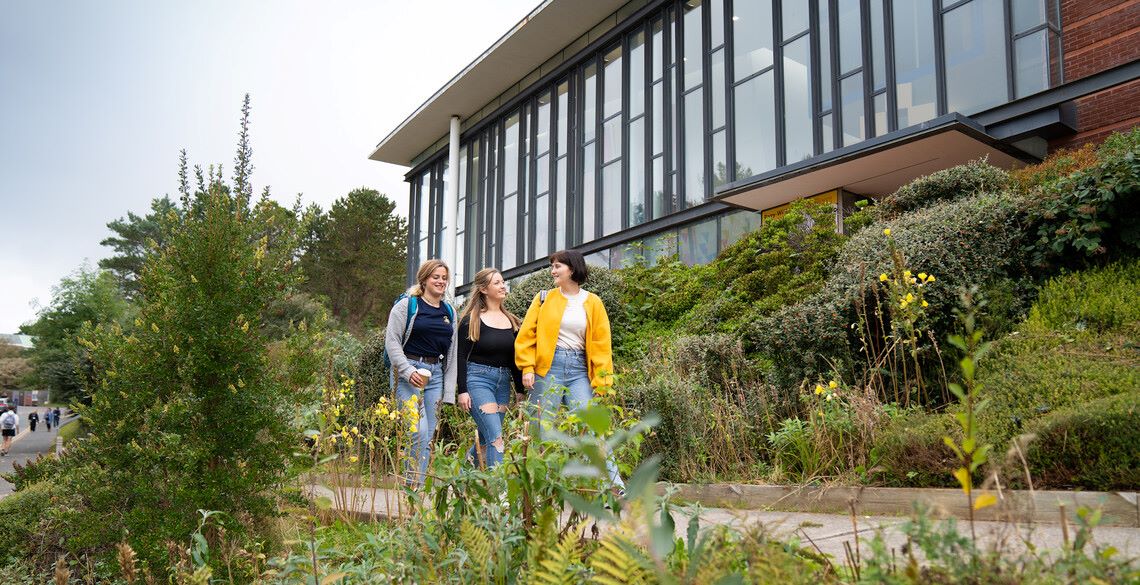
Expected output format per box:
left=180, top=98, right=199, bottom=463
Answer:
left=27, top=411, right=39, bottom=432
left=53, top=408, right=61, bottom=427
left=516, top=249, right=624, bottom=493
left=456, top=268, right=524, bottom=469
left=44, top=410, right=52, bottom=431
left=0, top=408, right=18, bottom=455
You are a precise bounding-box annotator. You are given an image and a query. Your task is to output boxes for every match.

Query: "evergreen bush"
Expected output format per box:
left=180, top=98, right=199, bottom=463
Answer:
left=1022, top=392, right=1140, bottom=490
left=874, top=159, right=1010, bottom=219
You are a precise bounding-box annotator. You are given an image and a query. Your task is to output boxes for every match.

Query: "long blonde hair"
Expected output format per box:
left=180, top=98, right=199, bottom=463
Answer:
left=459, top=268, right=521, bottom=342
left=407, top=259, right=450, bottom=297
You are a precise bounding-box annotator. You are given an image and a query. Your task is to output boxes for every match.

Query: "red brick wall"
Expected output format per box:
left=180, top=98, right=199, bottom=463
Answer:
left=1051, top=0, right=1140, bottom=151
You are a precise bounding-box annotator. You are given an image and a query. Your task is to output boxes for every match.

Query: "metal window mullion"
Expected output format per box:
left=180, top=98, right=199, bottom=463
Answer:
left=1004, top=0, right=1016, bottom=99
left=702, top=0, right=713, bottom=202
left=942, top=0, right=971, bottom=12
left=528, top=97, right=538, bottom=259
left=622, top=32, right=631, bottom=230
left=829, top=0, right=842, bottom=148
left=861, top=0, right=875, bottom=138
left=734, top=64, right=777, bottom=87
left=809, top=0, right=823, bottom=155
left=724, top=0, right=737, bottom=181
left=774, top=0, right=786, bottom=168
left=1012, top=23, right=1050, bottom=41
left=934, top=0, right=947, bottom=115
left=671, top=0, right=683, bottom=214
left=884, top=0, right=898, bottom=133
left=518, top=106, right=529, bottom=263
left=594, top=55, right=604, bottom=241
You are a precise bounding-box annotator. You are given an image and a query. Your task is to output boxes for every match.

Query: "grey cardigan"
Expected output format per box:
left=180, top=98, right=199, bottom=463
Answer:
left=384, top=296, right=458, bottom=404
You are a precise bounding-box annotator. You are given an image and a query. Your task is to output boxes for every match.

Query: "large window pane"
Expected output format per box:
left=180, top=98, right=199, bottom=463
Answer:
left=653, top=18, right=664, bottom=78
left=652, top=82, right=664, bottom=153
left=504, top=113, right=519, bottom=196
left=841, top=73, right=865, bottom=146
left=604, top=45, right=623, bottom=118
left=629, top=118, right=646, bottom=226
left=782, top=0, right=808, bottom=39
left=733, top=0, right=773, bottom=79
left=537, top=92, right=551, bottom=155
left=536, top=153, right=549, bottom=194
left=631, top=31, right=646, bottom=118
left=652, top=156, right=664, bottom=220
left=602, top=162, right=622, bottom=236
left=603, top=117, right=622, bottom=163
left=819, top=0, right=832, bottom=110
left=534, top=194, right=549, bottom=259
left=944, top=0, right=1008, bottom=115
left=870, top=0, right=885, bottom=91
left=502, top=194, right=517, bottom=269
left=874, top=92, right=887, bottom=137
left=556, top=82, right=569, bottom=154
left=683, top=90, right=705, bottom=206
left=583, top=147, right=596, bottom=242
left=712, top=130, right=727, bottom=188
left=838, top=0, right=862, bottom=74
left=734, top=72, right=776, bottom=178
left=783, top=36, right=813, bottom=164
left=555, top=157, right=567, bottom=250
left=893, top=0, right=937, bottom=128
left=583, top=64, right=597, bottom=143
left=683, top=0, right=703, bottom=90
left=710, top=0, right=724, bottom=48
left=1015, top=30, right=1049, bottom=98
left=720, top=210, right=761, bottom=250
left=821, top=112, right=834, bottom=153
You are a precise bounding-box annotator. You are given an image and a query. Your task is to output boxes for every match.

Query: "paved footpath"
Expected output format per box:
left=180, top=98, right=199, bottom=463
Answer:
left=312, top=484, right=1140, bottom=562
left=0, top=407, right=74, bottom=498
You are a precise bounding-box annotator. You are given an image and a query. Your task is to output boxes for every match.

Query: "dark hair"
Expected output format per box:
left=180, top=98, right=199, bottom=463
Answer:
left=550, top=249, right=588, bottom=284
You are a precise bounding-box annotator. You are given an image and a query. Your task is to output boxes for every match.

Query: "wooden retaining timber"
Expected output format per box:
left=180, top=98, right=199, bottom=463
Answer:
left=658, top=483, right=1140, bottom=527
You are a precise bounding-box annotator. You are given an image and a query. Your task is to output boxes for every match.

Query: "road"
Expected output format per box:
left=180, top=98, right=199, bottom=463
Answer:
left=0, top=407, right=72, bottom=498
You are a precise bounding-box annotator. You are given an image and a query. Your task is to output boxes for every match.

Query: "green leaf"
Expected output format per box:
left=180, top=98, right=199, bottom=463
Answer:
left=943, top=437, right=964, bottom=460
left=315, top=496, right=333, bottom=510
left=626, top=454, right=662, bottom=500
left=948, top=383, right=966, bottom=401
left=561, top=488, right=614, bottom=522
left=576, top=404, right=613, bottom=436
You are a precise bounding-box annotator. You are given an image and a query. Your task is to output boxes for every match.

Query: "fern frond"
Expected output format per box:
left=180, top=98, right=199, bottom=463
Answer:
left=532, top=530, right=583, bottom=585
left=589, top=532, right=651, bottom=585
left=460, top=518, right=493, bottom=578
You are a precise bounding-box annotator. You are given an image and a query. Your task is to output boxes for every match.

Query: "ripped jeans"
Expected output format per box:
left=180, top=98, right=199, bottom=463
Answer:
left=465, top=362, right=513, bottom=468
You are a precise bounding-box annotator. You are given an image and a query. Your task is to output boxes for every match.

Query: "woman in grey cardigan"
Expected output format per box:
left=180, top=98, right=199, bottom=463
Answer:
left=385, top=259, right=458, bottom=486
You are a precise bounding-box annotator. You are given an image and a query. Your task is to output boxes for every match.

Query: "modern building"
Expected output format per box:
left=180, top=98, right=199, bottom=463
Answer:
left=371, top=0, right=1140, bottom=293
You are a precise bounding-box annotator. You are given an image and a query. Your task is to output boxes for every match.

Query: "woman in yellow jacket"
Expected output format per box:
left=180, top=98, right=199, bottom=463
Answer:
left=516, top=249, right=624, bottom=490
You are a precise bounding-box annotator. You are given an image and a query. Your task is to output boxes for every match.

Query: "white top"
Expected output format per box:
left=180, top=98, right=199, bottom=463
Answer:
left=556, top=289, right=588, bottom=351
left=0, top=411, right=18, bottom=430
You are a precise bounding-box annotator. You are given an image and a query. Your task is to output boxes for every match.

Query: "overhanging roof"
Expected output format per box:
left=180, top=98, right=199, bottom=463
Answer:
left=715, top=115, right=1033, bottom=211
left=370, top=0, right=632, bottom=166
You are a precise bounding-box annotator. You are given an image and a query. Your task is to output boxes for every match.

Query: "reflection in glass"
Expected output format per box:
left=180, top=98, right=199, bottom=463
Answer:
left=871, top=0, right=885, bottom=90
left=841, top=73, right=865, bottom=146
left=683, top=0, right=703, bottom=90
left=584, top=64, right=597, bottom=142
left=652, top=17, right=664, bottom=78
left=534, top=194, right=549, bottom=260
left=1013, top=0, right=1046, bottom=34
left=712, top=130, right=727, bottom=188
left=629, top=118, right=646, bottom=226
left=604, top=45, right=623, bottom=118
left=720, top=210, right=762, bottom=251
left=819, top=0, right=832, bottom=110
left=504, top=113, right=519, bottom=196
left=603, top=117, right=622, bottom=163
left=944, top=0, right=1008, bottom=115
left=583, top=147, right=596, bottom=242
left=822, top=113, right=834, bottom=153
left=783, top=36, right=813, bottom=164
left=893, top=0, right=937, bottom=128
left=782, top=0, right=808, bottom=39
left=536, top=153, right=549, bottom=194
left=652, top=156, right=664, bottom=220
left=684, top=90, right=705, bottom=206
left=733, top=0, right=773, bottom=80
left=874, top=93, right=887, bottom=137
left=652, top=82, right=664, bottom=153
left=630, top=31, right=646, bottom=118
left=1015, top=30, right=1049, bottom=98
left=734, top=72, right=776, bottom=178
left=502, top=194, right=517, bottom=269
left=537, top=92, right=551, bottom=155
left=711, top=48, right=725, bottom=128
left=710, top=0, right=724, bottom=48
left=555, top=157, right=567, bottom=250
left=556, top=82, right=569, bottom=153
left=679, top=217, right=717, bottom=265
left=602, top=162, right=622, bottom=236
left=838, top=0, right=862, bottom=74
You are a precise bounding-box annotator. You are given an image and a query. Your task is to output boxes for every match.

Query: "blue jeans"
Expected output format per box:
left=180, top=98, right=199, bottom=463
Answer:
left=530, top=347, right=625, bottom=489
left=465, top=362, right=513, bottom=468
left=395, top=359, right=444, bottom=485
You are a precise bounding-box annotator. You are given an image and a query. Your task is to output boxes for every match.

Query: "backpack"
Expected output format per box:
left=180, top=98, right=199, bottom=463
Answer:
left=1, top=413, right=15, bottom=430
left=381, top=293, right=456, bottom=384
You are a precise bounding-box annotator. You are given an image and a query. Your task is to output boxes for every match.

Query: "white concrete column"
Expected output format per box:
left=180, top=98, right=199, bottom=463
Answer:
left=445, top=115, right=461, bottom=298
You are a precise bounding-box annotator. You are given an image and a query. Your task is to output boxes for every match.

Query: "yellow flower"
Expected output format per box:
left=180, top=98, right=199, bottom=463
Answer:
left=879, top=273, right=888, bottom=282
left=173, top=345, right=180, bottom=354
left=921, top=300, right=929, bottom=307
left=918, top=273, right=927, bottom=280
left=409, top=424, right=418, bottom=433
left=905, top=293, right=915, bottom=303
left=818, top=410, right=824, bottom=417
left=237, top=378, right=245, bottom=388
left=329, top=435, right=337, bottom=444
left=828, top=380, right=838, bottom=389
left=191, top=274, right=198, bottom=283
left=151, top=323, right=159, bottom=333
left=900, top=300, right=908, bottom=308
left=228, top=384, right=237, bottom=393
left=349, top=455, right=359, bottom=463
left=351, top=426, right=359, bottom=435
left=903, top=270, right=912, bottom=278
left=241, top=322, right=250, bottom=333
left=815, top=384, right=825, bottom=395
left=409, top=394, right=419, bottom=404
left=883, top=228, right=891, bottom=236
left=389, top=411, right=397, bottom=420
left=928, top=275, right=936, bottom=283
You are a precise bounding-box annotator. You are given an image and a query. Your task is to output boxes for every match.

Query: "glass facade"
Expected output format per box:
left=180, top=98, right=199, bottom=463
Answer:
left=407, top=0, right=1063, bottom=288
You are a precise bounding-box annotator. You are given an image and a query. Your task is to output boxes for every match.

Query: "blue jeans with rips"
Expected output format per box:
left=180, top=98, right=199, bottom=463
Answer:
left=395, top=358, right=444, bottom=486
left=529, top=347, right=625, bottom=489
left=465, top=362, right=514, bottom=468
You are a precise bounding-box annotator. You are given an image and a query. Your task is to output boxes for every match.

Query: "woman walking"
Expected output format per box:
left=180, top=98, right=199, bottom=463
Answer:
left=515, top=250, right=624, bottom=490
left=456, top=268, right=524, bottom=468
left=384, top=259, right=458, bottom=486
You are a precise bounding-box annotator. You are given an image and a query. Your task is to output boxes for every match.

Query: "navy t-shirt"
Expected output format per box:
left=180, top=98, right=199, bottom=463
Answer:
left=403, top=300, right=454, bottom=359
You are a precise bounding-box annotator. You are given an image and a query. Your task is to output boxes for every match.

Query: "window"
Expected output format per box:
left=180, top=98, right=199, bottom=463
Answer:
left=944, top=0, right=1008, bottom=115
left=893, top=0, right=937, bottom=128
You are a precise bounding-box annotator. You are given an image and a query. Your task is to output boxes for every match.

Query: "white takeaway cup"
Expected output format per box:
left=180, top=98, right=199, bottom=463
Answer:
left=415, top=367, right=432, bottom=388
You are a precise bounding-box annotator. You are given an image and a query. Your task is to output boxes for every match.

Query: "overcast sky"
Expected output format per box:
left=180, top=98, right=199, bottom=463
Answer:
left=0, top=0, right=537, bottom=333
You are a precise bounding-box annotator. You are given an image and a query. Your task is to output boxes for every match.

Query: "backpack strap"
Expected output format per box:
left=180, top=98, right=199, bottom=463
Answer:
left=539, top=289, right=548, bottom=304
left=404, top=295, right=418, bottom=332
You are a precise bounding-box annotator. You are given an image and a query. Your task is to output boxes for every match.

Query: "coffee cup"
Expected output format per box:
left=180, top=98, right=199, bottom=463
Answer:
left=415, top=367, right=432, bottom=388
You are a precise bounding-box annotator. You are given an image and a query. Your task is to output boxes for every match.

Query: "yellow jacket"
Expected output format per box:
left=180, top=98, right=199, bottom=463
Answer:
left=515, top=288, right=614, bottom=390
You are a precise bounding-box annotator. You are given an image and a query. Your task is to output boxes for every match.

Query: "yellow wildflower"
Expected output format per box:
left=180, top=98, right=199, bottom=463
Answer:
left=241, top=322, right=250, bottom=333
left=349, top=455, right=359, bottom=463
left=883, top=228, right=891, bottom=236
left=409, top=424, right=418, bottom=433
left=389, top=411, right=397, bottom=420
left=191, top=274, right=198, bottom=283
left=927, top=274, right=936, bottom=283
left=815, top=385, right=825, bottom=395
left=879, top=273, right=888, bottom=282
left=900, top=300, right=908, bottom=308
left=903, top=270, right=912, bottom=278
left=828, top=380, right=838, bottom=389
left=351, top=426, right=359, bottom=435
left=151, top=323, right=159, bottom=333
left=918, top=273, right=927, bottom=280
left=922, top=300, right=929, bottom=307
left=173, top=345, right=180, bottom=354
left=228, top=384, right=237, bottom=393
left=905, top=293, right=915, bottom=303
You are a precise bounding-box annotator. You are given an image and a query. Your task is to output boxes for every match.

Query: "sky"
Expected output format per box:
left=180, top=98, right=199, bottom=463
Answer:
left=0, top=0, right=537, bottom=333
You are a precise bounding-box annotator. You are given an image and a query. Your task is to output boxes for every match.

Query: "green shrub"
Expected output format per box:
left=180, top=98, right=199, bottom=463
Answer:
left=1010, top=142, right=1100, bottom=194
left=1022, top=392, right=1140, bottom=490
left=1025, top=258, right=1140, bottom=335
left=875, top=159, right=1010, bottom=219
left=1026, top=127, right=1140, bottom=268
left=872, top=411, right=957, bottom=487
left=0, top=481, right=56, bottom=563
left=746, top=287, right=855, bottom=391
left=0, top=453, right=63, bottom=492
